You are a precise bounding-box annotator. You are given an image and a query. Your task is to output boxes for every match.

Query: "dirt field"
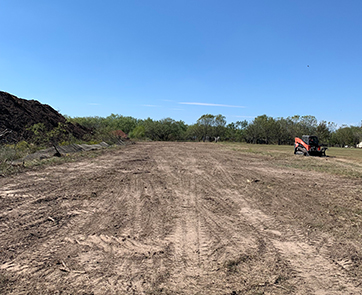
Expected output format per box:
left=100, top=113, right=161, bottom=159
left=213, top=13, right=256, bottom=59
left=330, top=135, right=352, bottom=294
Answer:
left=1, top=142, right=362, bottom=294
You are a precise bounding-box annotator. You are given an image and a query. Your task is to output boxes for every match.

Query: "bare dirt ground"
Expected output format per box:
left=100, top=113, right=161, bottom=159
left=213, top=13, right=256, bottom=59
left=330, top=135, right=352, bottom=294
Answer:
left=1, top=142, right=362, bottom=294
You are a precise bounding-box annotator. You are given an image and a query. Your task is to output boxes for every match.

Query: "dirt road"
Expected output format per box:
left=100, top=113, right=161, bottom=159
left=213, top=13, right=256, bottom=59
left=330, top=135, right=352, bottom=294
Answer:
left=1, top=142, right=362, bottom=294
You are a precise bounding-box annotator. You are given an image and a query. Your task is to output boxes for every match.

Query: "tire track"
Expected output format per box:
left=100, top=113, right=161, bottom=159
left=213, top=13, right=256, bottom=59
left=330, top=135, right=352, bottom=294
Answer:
left=209, top=151, right=362, bottom=294
left=1, top=142, right=362, bottom=294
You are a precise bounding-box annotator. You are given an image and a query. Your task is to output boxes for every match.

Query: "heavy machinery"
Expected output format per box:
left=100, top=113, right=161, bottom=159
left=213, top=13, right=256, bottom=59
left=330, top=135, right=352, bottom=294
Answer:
left=294, top=135, right=327, bottom=156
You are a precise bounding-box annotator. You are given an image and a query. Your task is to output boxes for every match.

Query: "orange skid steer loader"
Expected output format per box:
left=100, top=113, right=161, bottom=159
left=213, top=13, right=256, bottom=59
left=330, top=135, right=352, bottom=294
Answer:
left=294, top=135, right=327, bottom=156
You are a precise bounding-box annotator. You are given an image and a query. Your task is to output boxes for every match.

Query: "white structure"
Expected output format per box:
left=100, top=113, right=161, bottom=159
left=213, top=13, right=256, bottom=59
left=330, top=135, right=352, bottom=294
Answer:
left=357, top=142, right=362, bottom=148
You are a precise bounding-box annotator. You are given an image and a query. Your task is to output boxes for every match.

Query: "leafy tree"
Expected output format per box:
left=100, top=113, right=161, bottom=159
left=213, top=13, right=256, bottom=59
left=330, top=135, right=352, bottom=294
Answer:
left=299, top=115, right=317, bottom=136
left=129, top=125, right=145, bottom=139
left=185, top=124, right=202, bottom=141
left=214, top=114, right=227, bottom=138
left=65, top=113, right=362, bottom=147
left=332, top=126, right=353, bottom=147
left=103, top=114, right=139, bottom=134
left=275, top=118, right=293, bottom=145
left=225, top=120, right=248, bottom=141
left=140, top=118, right=187, bottom=141
left=67, top=114, right=139, bottom=135
left=315, top=121, right=335, bottom=144
left=331, top=125, right=362, bottom=147
left=245, top=115, right=278, bottom=144
left=195, top=114, right=227, bottom=141
left=197, top=114, right=215, bottom=140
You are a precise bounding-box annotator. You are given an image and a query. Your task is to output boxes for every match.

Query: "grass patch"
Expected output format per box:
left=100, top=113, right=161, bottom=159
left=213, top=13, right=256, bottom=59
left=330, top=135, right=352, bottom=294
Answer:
left=222, top=142, right=293, bottom=159
left=0, top=144, right=31, bottom=175
left=221, top=142, right=362, bottom=178
left=327, top=147, right=362, bottom=164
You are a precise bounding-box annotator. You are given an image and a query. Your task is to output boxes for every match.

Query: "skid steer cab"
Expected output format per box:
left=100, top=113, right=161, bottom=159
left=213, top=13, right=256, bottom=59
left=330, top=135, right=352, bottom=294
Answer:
left=294, top=135, right=327, bottom=156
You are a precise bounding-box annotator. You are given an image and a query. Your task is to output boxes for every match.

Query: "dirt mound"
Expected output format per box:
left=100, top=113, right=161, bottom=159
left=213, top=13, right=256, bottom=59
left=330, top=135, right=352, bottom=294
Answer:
left=0, top=91, right=90, bottom=142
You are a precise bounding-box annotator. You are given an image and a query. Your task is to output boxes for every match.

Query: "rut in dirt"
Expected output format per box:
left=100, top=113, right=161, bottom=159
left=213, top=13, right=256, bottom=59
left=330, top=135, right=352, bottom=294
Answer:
left=0, top=142, right=361, bottom=294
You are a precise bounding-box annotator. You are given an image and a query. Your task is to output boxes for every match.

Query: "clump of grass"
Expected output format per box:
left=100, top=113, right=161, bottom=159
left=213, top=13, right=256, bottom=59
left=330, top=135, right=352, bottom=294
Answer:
left=0, top=144, right=29, bottom=175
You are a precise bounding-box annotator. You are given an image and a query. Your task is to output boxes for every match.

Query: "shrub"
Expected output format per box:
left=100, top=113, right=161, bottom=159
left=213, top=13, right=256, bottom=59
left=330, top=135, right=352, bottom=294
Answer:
left=130, top=125, right=146, bottom=139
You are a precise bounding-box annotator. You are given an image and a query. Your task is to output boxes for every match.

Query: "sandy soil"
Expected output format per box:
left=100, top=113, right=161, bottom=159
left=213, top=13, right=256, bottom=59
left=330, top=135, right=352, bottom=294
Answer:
left=1, top=142, right=362, bottom=294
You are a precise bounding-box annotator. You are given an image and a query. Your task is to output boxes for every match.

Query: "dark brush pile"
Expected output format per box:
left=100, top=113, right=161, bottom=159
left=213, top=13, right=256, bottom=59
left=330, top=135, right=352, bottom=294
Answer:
left=0, top=91, right=90, bottom=142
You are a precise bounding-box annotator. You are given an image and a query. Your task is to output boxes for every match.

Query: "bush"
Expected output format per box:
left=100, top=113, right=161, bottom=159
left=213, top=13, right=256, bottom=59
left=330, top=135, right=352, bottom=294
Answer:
left=130, top=125, right=145, bottom=139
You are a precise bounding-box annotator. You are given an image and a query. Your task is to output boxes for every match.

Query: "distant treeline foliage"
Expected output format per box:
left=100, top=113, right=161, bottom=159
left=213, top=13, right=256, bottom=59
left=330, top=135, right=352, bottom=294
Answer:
left=66, top=114, right=362, bottom=147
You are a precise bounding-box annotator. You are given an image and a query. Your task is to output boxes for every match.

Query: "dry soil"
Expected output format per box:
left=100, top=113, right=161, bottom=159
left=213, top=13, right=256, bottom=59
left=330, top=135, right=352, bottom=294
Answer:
left=1, top=142, right=362, bottom=294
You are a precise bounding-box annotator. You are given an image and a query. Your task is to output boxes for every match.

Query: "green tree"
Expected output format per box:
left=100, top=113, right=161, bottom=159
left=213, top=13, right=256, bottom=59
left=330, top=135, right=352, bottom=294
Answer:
left=332, top=126, right=353, bottom=147
left=67, top=114, right=139, bottom=137
left=245, top=115, right=278, bottom=144
left=315, top=121, right=335, bottom=144
left=299, top=115, right=317, bottom=135
left=129, top=125, right=145, bottom=139
left=275, top=118, right=292, bottom=145
left=225, top=120, right=248, bottom=141
left=332, top=125, right=362, bottom=147
left=197, top=114, right=215, bottom=140
left=214, top=114, right=227, bottom=138
left=140, top=118, right=187, bottom=141
left=195, top=114, right=226, bottom=141
left=185, top=124, right=202, bottom=141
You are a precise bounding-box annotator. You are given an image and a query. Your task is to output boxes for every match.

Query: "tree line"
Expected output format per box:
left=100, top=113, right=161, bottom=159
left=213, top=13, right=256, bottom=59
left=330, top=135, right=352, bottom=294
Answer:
left=65, top=114, right=362, bottom=147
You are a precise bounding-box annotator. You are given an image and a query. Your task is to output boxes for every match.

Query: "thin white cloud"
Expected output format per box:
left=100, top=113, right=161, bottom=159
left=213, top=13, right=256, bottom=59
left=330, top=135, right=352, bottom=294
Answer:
left=179, top=102, right=245, bottom=108
left=88, top=103, right=100, bottom=106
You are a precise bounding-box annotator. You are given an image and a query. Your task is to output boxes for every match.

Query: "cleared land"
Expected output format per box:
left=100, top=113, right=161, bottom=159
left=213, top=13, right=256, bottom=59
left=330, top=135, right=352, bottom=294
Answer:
left=1, top=142, right=362, bottom=294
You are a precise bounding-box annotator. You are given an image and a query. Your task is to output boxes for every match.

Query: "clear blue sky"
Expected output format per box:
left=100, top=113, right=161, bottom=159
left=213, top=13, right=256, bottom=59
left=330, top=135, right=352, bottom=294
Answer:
left=1, top=0, right=361, bottom=126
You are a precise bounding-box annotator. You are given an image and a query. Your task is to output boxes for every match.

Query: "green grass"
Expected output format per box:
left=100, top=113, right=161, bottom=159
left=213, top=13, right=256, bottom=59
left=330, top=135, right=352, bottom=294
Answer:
left=222, top=142, right=292, bottom=158
left=0, top=145, right=29, bottom=175
left=221, top=142, right=362, bottom=178
left=327, top=146, right=362, bottom=163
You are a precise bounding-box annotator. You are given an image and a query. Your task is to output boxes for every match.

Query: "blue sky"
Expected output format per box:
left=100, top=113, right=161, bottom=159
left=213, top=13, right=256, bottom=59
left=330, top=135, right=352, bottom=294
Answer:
left=1, top=0, right=361, bottom=126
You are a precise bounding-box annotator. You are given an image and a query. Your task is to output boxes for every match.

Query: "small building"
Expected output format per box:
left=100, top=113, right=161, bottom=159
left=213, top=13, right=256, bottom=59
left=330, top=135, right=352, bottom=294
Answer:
left=357, top=142, right=362, bottom=148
